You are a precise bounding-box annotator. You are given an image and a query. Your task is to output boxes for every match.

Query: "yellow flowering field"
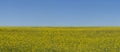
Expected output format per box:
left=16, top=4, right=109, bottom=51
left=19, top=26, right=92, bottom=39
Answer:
left=0, top=27, right=120, bottom=52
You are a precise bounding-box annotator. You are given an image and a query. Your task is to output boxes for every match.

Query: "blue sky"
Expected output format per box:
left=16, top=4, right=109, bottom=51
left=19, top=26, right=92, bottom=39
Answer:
left=0, top=0, right=120, bottom=26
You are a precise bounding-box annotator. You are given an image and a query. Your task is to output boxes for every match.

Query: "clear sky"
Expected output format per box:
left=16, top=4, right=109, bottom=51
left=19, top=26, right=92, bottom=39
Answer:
left=0, top=0, right=120, bottom=26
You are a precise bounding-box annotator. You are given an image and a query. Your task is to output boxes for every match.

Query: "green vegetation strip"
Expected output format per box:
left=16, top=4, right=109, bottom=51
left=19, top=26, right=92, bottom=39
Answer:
left=0, top=27, right=120, bottom=52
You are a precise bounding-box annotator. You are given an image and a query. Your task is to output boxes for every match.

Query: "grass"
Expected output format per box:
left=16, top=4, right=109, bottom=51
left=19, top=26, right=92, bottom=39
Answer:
left=0, top=27, right=120, bottom=52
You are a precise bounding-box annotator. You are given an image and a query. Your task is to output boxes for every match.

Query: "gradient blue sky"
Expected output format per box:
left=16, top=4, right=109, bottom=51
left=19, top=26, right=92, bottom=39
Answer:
left=0, top=0, right=120, bottom=26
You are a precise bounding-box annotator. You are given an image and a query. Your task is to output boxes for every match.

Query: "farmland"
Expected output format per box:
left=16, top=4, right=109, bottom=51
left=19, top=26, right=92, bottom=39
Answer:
left=0, top=27, right=120, bottom=52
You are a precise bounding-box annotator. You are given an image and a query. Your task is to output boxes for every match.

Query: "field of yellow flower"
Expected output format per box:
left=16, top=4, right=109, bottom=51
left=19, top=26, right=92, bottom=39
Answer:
left=0, top=27, right=120, bottom=52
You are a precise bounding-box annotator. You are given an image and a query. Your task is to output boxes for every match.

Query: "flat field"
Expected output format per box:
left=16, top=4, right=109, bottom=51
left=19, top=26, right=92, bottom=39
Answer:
left=0, top=27, right=120, bottom=52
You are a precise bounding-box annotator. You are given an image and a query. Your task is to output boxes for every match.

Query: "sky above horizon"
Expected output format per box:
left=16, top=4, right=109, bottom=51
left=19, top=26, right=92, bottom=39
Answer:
left=0, top=0, right=120, bottom=26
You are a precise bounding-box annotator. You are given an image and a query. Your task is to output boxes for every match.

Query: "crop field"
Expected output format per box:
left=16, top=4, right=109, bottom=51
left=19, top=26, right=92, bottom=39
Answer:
left=0, top=27, right=120, bottom=52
